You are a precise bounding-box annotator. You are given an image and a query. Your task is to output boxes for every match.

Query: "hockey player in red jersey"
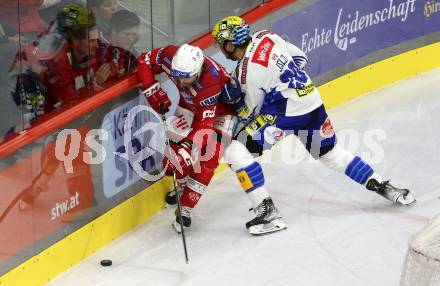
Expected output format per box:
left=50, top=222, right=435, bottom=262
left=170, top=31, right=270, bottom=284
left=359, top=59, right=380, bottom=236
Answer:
left=137, top=44, right=237, bottom=232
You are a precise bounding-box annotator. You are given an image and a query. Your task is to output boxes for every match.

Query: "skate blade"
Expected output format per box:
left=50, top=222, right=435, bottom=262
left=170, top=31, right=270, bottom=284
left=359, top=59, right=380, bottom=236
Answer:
left=248, top=219, right=287, bottom=236
left=172, top=221, right=182, bottom=233
left=397, top=194, right=416, bottom=206
left=172, top=220, right=188, bottom=233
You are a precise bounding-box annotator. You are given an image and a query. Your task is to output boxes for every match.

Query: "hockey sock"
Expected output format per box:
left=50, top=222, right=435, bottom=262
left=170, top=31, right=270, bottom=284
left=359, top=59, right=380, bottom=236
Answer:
left=225, top=140, right=271, bottom=208
left=236, top=162, right=270, bottom=208
left=320, top=144, right=382, bottom=185
left=345, top=156, right=374, bottom=185
left=179, top=177, right=207, bottom=209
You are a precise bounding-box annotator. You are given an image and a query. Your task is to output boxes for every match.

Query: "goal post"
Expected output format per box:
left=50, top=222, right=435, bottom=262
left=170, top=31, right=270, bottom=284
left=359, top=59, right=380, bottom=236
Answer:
left=400, top=214, right=440, bottom=286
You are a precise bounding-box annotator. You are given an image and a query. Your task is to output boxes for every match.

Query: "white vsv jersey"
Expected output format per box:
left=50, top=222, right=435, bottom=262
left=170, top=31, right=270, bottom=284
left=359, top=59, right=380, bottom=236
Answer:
left=234, top=30, right=322, bottom=119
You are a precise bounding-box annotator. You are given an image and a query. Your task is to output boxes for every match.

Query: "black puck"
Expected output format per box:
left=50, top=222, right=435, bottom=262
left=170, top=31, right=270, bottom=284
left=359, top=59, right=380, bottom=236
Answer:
left=100, top=259, right=112, bottom=267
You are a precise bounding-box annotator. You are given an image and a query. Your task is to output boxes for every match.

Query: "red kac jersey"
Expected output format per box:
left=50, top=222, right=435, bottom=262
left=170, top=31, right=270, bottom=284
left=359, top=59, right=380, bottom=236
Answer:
left=137, top=45, right=235, bottom=142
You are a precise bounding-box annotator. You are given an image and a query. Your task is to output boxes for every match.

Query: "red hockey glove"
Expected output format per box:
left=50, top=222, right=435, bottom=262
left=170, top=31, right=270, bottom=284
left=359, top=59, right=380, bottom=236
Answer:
left=142, top=82, right=171, bottom=114
left=162, top=141, right=193, bottom=179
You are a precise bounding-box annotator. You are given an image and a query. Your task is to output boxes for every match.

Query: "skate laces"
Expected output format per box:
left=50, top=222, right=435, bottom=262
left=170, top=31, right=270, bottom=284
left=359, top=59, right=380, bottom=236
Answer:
left=381, top=180, right=391, bottom=186
left=248, top=201, right=267, bottom=216
left=255, top=201, right=269, bottom=218
left=180, top=206, right=192, bottom=218
left=368, top=179, right=390, bottom=192
left=379, top=180, right=391, bottom=191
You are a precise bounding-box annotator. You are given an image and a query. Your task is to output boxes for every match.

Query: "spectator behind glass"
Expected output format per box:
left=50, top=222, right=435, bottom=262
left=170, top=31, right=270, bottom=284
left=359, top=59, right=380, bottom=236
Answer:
left=108, top=10, right=140, bottom=54
left=42, top=4, right=112, bottom=106
left=6, top=3, right=74, bottom=128
left=0, top=3, right=44, bottom=140
left=98, top=10, right=140, bottom=78
left=90, top=0, right=118, bottom=38
left=0, top=20, right=31, bottom=141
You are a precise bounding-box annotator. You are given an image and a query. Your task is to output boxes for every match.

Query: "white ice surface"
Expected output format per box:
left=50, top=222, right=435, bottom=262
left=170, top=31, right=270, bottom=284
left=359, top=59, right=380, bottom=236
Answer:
left=47, top=68, right=440, bottom=286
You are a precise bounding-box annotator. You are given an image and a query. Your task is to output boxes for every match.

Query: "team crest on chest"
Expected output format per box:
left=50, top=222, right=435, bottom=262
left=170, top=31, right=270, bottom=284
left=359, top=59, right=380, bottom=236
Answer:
left=200, top=93, right=220, bottom=107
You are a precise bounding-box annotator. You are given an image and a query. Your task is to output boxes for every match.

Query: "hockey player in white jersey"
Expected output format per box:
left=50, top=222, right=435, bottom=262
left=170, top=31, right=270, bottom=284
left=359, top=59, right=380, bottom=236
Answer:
left=211, top=16, right=416, bottom=220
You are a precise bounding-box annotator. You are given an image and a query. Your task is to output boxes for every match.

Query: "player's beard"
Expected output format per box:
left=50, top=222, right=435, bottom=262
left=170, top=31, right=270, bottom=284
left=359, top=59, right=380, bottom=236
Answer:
left=179, top=82, right=190, bottom=88
left=178, top=74, right=198, bottom=88
left=222, top=42, right=237, bottom=61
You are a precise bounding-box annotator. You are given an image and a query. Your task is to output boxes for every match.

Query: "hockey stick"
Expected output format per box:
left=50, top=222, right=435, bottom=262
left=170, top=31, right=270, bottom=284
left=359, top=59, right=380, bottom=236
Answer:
left=159, top=104, right=189, bottom=264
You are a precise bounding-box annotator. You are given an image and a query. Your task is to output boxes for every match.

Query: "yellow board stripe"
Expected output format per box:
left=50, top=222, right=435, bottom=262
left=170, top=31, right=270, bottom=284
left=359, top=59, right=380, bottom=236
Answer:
left=1, top=41, right=440, bottom=286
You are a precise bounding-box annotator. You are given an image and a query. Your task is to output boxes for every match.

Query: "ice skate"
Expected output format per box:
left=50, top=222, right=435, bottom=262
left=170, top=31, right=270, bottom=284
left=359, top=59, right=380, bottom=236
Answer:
left=165, top=180, right=186, bottom=205
left=172, top=206, right=192, bottom=233
left=366, top=178, right=416, bottom=206
left=246, top=198, right=287, bottom=235
left=165, top=189, right=179, bottom=205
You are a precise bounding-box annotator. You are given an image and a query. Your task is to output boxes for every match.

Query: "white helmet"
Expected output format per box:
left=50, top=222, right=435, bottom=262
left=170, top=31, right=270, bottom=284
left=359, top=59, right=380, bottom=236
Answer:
left=172, top=44, right=204, bottom=78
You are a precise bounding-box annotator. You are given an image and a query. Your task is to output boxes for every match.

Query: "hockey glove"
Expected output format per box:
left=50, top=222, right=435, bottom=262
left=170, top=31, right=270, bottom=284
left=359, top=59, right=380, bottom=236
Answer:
left=261, top=88, right=287, bottom=115
left=142, top=82, right=171, bottom=114
left=220, top=77, right=246, bottom=111
left=162, top=141, right=193, bottom=179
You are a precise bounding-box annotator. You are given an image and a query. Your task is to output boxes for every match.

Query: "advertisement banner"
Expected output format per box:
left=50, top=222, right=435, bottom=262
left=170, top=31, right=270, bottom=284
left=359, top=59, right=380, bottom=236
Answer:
left=101, top=95, right=162, bottom=198
left=272, top=0, right=440, bottom=78
left=0, top=127, right=93, bottom=265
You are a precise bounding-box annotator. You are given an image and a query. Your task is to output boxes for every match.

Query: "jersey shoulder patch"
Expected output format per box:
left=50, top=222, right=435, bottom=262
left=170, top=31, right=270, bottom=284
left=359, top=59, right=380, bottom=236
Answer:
left=251, top=36, right=275, bottom=68
left=204, top=57, right=226, bottom=80
left=239, top=57, right=249, bottom=84
left=208, top=65, right=220, bottom=78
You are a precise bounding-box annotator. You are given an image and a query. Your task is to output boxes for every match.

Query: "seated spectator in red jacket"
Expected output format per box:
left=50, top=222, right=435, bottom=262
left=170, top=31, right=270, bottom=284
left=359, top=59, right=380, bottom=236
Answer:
left=98, top=10, right=140, bottom=78
left=42, top=4, right=112, bottom=106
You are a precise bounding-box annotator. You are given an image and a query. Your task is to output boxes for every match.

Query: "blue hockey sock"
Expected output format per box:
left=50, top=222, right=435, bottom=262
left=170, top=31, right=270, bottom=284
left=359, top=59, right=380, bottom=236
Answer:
left=236, top=162, right=265, bottom=193
left=345, top=156, right=374, bottom=185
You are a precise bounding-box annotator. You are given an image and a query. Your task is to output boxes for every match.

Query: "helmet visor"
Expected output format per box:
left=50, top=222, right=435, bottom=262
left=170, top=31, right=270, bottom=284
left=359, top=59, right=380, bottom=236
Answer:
left=172, top=69, right=192, bottom=78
